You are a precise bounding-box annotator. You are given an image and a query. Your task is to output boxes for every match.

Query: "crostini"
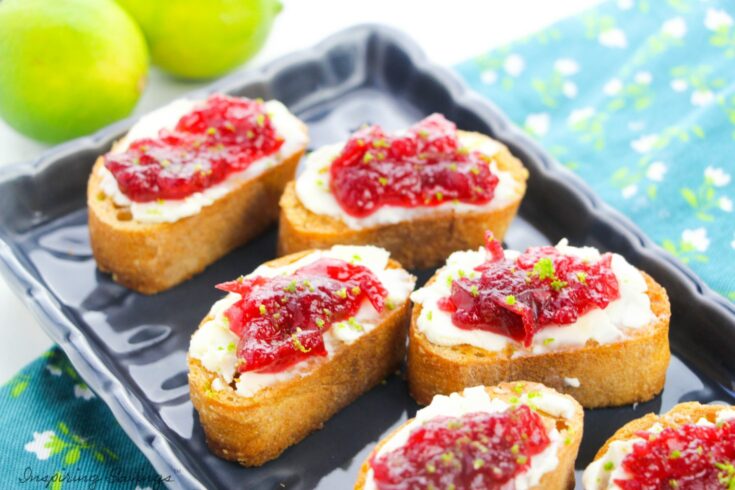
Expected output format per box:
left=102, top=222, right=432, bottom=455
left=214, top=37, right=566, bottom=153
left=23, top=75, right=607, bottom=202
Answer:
left=583, top=402, right=735, bottom=489
left=278, top=114, right=528, bottom=269
left=188, top=245, right=416, bottom=466
left=355, top=382, right=583, bottom=490
left=408, top=234, right=670, bottom=408
left=88, top=93, right=308, bottom=294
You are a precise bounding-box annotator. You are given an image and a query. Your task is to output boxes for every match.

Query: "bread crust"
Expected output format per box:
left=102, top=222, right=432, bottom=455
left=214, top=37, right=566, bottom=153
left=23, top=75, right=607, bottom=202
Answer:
left=88, top=145, right=305, bottom=294
left=277, top=132, right=529, bottom=270
left=354, top=381, right=583, bottom=490
left=188, top=251, right=412, bottom=466
left=592, top=402, right=734, bottom=461
left=407, top=272, right=671, bottom=408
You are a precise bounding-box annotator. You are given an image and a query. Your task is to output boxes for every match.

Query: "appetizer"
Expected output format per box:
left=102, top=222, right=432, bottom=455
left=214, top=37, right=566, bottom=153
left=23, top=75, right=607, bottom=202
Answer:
left=355, top=382, right=583, bottom=490
left=584, top=402, right=735, bottom=489
left=88, top=93, right=308, bottom=293
left=188, top=245, right=415, bottom=466
left=278, top=114, right=527, bottom=269
left=408, top=234, right=670, bottom=407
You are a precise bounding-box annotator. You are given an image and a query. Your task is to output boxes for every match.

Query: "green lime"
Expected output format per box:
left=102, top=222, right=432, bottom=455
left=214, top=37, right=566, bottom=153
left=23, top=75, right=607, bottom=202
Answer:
left=0, top=0, right=149, bottom=144
left=117, top=0, right=281, bottom=80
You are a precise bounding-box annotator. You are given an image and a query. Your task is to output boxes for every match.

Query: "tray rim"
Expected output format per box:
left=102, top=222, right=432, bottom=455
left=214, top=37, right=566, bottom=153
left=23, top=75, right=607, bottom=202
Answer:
left=0, top=24, right=734, bottom=490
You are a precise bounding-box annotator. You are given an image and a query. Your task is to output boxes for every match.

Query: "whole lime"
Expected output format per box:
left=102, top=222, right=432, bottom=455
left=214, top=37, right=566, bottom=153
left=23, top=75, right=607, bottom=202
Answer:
left=0, top=0, right=149, bottom=144
left=117, top=0, right=281, bottom=80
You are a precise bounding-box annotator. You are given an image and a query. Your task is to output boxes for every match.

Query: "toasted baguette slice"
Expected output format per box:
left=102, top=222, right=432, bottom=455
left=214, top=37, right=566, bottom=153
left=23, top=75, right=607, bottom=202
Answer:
left=583, top=402, right=735, bottom=489
left=355, top=382, right=584, bottom=490
left=88, top=141, right=305, bottom=295
left=408, top=271, right=671, bottom=408
left=188, top=250, right=413, bottom=466
left=278, top=131, right=528, bottom=270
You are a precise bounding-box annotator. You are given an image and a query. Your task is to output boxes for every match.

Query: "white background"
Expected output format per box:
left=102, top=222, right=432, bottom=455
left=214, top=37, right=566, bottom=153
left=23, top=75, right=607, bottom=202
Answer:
left=0, top=0, right=601, bottom=382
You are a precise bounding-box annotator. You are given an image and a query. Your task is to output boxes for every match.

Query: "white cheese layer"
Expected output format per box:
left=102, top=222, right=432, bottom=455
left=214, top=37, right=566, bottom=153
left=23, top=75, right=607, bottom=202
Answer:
left=294, top=131, right=523, bottom=230
left=188, top=245, right=415, bottom=398
left=364, top=385, right=577, bottom=490
left=583, top=409, right=735, bottom=489
left=410, top=239, right=656, bottom=354
left=99, top=98, right=307, bottom=224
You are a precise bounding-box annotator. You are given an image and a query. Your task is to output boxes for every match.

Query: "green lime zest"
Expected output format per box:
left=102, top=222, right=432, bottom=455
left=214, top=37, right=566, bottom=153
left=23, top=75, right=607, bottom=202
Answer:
left=533, top=257, right=555, bottom=280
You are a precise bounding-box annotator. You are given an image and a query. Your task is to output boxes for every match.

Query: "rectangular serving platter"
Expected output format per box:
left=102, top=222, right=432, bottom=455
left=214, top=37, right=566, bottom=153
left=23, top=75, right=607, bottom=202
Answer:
left=1, top=25, right=734, bottom=490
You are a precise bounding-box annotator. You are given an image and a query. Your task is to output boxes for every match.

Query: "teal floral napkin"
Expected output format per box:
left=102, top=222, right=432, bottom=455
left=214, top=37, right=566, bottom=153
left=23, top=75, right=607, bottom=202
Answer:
left=2, top=0, right=734, bottom=488
left=1, top=349, right=163, bottom=489
left=456, top=0, right=735, bottom=301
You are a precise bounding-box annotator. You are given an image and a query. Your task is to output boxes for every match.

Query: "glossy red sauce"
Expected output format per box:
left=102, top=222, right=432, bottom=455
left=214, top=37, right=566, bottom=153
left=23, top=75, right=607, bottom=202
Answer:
left=329, top=114, right=499, bottom=217
left=104, top=94, right=284, bottom=202
left=217, top=258, right=387, bottom=373
left=370, top=405, right=550, bottom=489
left=438, top=235, right=620, bottom=346
left=616, top=419, right=735, bottom=489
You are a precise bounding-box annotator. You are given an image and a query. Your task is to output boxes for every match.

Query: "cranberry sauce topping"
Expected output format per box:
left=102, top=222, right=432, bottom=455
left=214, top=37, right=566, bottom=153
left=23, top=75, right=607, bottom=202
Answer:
left=216, top=258, right=387, bottom=373
left=104, top=94, right=284, bottom=202
left=370, top=405, right=550, bottom=490
left=616, top=419, right=735, bottom=489
left=328, top=114, right=499, bottom=217
left=438, top=235, right=620, bottom=346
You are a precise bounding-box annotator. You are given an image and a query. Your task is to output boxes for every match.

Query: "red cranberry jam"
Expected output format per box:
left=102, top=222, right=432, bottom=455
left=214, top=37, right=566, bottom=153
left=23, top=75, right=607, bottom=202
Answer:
left=617, top=419, right=735, bottom=489
left=104, top=94, right=284, bottom=202
left=438, top=236, right=620, bottom=346
left=370, top=405, right=550, bottom=489
left=329, top=114, right=499, bottom=217
left=216, top=258, right=387, bottom=373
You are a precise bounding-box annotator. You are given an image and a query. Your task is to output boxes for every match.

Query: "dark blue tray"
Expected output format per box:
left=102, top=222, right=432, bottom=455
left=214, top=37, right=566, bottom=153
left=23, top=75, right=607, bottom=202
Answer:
left=0, top=25, right=733, bottom=490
